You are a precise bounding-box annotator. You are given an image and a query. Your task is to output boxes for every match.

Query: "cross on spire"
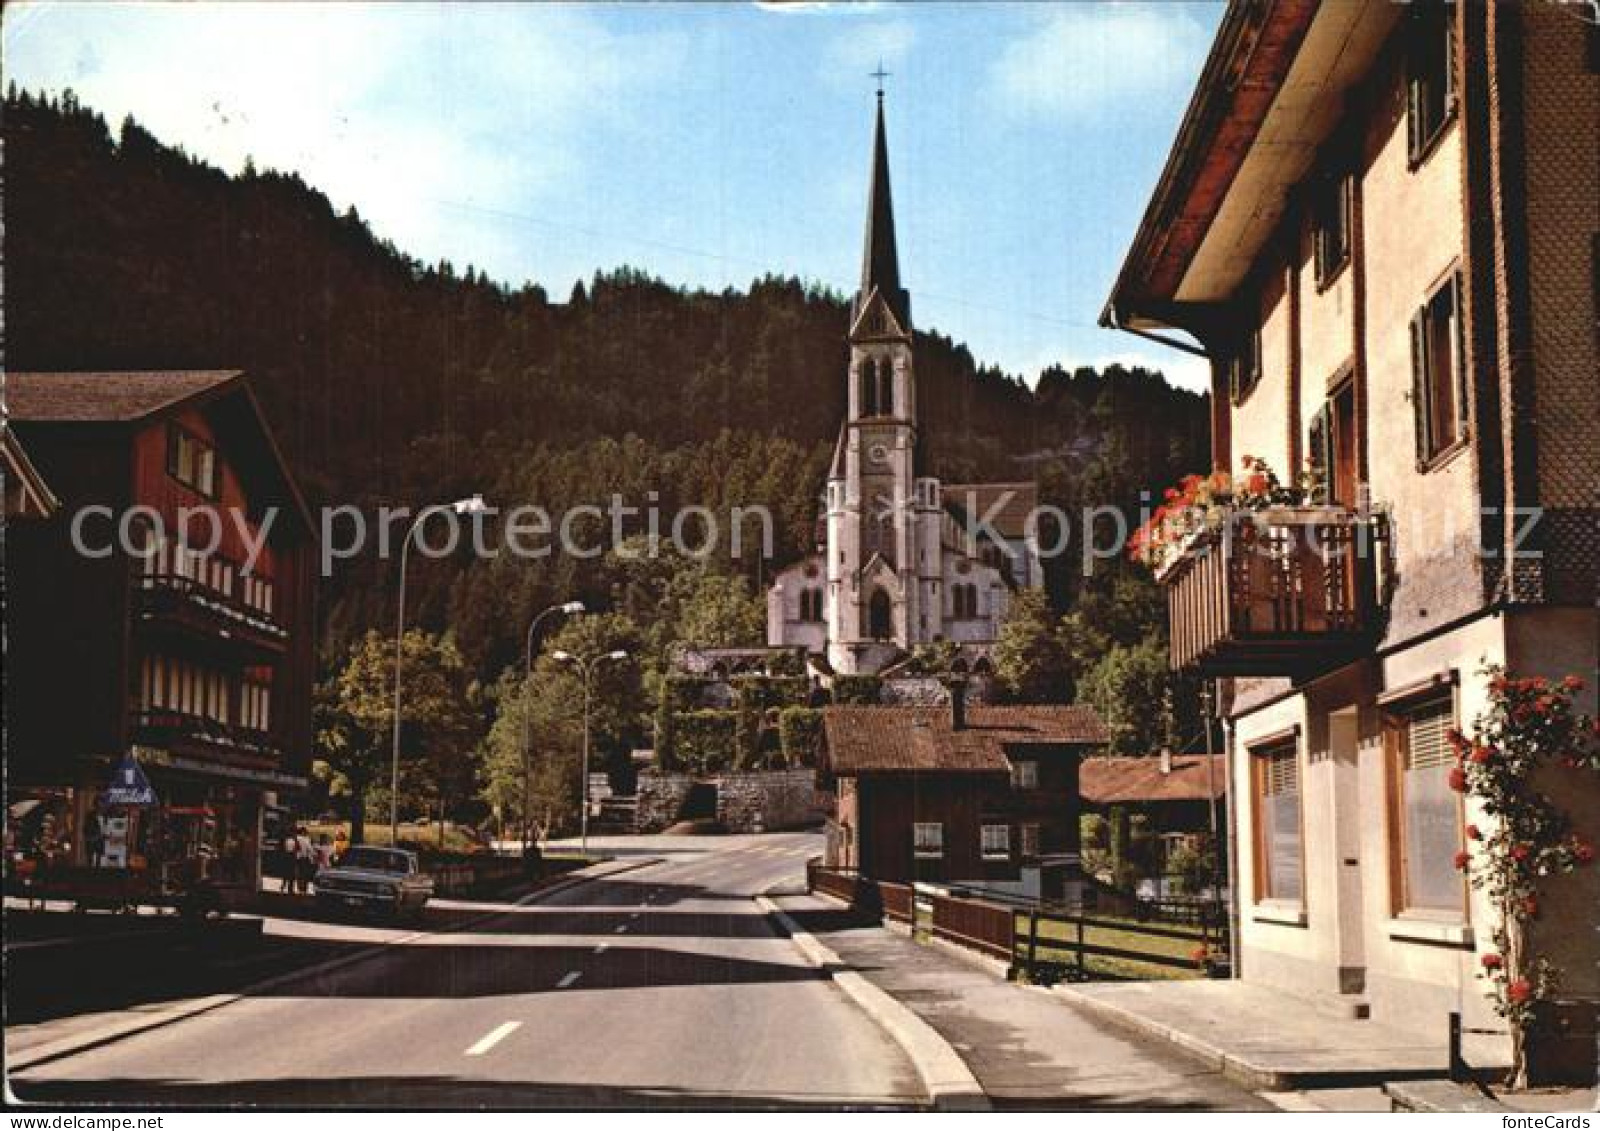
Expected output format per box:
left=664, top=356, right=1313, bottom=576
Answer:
left=871, top=60, right=890, bottom=99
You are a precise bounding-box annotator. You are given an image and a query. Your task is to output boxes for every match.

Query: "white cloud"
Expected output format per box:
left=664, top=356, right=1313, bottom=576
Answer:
left=3, top=2, right=686, bottom=280
left=986, top=3, right=1213, bottom=120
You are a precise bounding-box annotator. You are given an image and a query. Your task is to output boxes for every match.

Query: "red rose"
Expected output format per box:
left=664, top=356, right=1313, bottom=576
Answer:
left=1466, top=824, right=1482, bottom=841
left=1511, top=844, right=1530, bottom=862
left=1560, top=675, right=1584, bottom=692
left=1481, top=953, right=1504, bottom=970
left=1507, top=979, right=1533, bottom=1004
left=1574, top=840, right=1596, bottom=865
left=1453, top=850, right=1470, bottom=871
left=1448, top=766, right=1467, bottom=792
left=1447, top=728, right=1468, bottom=751
left=1521, top=897, right=1539, bottom=917
left=1469, top=746, right=1493, bottom=765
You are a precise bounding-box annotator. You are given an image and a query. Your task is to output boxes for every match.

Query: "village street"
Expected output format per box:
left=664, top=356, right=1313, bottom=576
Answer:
left=8, top=834, right=1263, bottom=1110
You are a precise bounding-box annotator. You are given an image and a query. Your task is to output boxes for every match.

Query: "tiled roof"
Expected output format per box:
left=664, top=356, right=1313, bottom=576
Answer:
left=943, top=481, right=1039, bottom=540
left=1079, top=754, right=1227, bottom=804
left=6, top=371, right=242, bottom=423
left=822, top=705, right=1107, bottom=776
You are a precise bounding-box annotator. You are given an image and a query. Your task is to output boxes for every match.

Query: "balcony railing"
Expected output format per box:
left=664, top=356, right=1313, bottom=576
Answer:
left=129, top=708, right=282, bottom=765
left=133, top=573, right=287, bottom=654
left=1159, top=506, right=1386, bottom=677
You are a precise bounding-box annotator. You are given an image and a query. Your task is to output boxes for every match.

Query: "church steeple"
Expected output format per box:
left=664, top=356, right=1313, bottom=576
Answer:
left=853, top=90, right=911, bottom=331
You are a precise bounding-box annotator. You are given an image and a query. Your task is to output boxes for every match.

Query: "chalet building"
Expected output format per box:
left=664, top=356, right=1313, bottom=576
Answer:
left=1079, top=752, right=1226, bottom=851
left=1103, top=2, right=1598, bottom=1042
left=7, top=371, right=316, bottom=900
left=819, top=698, right=1106, bottom=898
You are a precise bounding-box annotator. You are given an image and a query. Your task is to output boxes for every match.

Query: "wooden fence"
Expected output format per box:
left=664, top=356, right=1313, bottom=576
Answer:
left=806, top=860, right=1224, bottom=983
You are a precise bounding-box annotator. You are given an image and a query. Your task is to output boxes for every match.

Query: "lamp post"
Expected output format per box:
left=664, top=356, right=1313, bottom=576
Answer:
left=521, top=600, right=585, bottom=849
left=551, top=648, right=629, bottom=856
left=390, top=494, right=488, bottom=846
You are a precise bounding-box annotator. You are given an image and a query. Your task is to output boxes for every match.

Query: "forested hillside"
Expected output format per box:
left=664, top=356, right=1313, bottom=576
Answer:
left=4, top=88, right=1209, bottom=683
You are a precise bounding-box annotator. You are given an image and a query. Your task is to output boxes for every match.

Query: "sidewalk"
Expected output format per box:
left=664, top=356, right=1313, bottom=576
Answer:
left=772, top=892, right=1270, bottom=1111
left=1053, top=978, right=1512, bottom=1091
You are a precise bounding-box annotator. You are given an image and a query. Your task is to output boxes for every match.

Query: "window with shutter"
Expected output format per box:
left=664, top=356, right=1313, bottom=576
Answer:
left=1253, top=739, right=1303, bottom=903
left=1411, top=272, right=1467, bottom=468
left=913, top=822, right=944, bottom=858
left=1387, top=692, right=1465, bottom=915
left=1307, top=405, right=1331, bottom=504
left=980, top=824, right=1011, bottom=860
left=1407, top=1, right=1455, bottom=167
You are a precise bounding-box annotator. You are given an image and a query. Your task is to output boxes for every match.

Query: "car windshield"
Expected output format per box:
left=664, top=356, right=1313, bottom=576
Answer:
left=335, top=847, right=409, bottom=874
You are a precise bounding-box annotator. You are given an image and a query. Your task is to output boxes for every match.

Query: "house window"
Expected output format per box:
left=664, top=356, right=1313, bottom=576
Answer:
left=913, top=822, right=944, bottom=858
left=167, top=425, right=218, bottom=497
left=1386, top=693, right=1465, bottom=916
left=980, top=824, right=1011, bottom=860
left=1253, top=738, right=1303, bottom=904
left=952, top=583, right=979, bottom=620
left=799, top=588, right=823, bottom=622
left=1411, top=271, right=1467, bottom=467
left=1011, top=760, right=1038, bottom=791
left=1313, top=170, right=1351, bottom=287
left=1020, top=823, right=1041, bottom=859
left=1228, top=328, right=1262, bottom=405
left=1407, top=0, right=1455, bottom=167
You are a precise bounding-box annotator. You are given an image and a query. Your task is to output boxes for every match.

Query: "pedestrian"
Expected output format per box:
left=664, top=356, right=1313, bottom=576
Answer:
left=293, top=826, right=315, bottom=894
left=332, top=828, right=349, bottom=863
left=278, top=827, right=300, bottom=893
left=314, top=834, right=333, bottom=873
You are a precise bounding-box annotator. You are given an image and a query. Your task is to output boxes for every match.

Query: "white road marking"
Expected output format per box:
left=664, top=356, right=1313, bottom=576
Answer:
left=557, top=970, right=582, bottom=989
left=594, top=942, right=608, bottom=954
left=464, top=1021, right=521, bottom=1057
left=615, top=924, right=628, bottom=933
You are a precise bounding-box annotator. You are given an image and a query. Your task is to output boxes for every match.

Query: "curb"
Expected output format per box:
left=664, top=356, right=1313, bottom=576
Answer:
left=7, top=856, right=658, bottom=1074
left=756, top=894, right=990, bottom=1112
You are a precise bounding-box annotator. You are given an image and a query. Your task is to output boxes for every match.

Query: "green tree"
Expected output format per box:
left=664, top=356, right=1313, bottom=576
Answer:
left=1079, top=636, right=1178, bottom=755
left=481, top=668, right=583, bottom=841
left=993, top=589, right=1073, bottom=703
left=671, top=568, right=766, bottom=650
left=324, top=629, right=482, bottom=841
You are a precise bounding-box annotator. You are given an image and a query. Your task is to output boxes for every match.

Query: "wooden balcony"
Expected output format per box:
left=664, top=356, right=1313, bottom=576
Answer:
left=129, top=708, right=283, bottom=769
left=133, top=573, right=287, bottom=656
left=1159, top=506, right=1386, bottom=677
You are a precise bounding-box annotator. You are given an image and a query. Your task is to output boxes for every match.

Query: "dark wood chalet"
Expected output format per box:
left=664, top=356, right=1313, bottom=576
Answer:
left=819, top=699, right=1106, bottom=898
left=7, top=371, right=315, bottom=901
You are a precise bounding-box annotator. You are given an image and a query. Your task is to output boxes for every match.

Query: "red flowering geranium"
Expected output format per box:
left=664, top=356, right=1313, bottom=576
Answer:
left=1453, top=850, right=1471, bottom=871
left=1131, top=455, right=1320, bottom=575
left=1507, top=980, right=1534, bottom=1004
left=1482, top=953, right=1504, bottom=970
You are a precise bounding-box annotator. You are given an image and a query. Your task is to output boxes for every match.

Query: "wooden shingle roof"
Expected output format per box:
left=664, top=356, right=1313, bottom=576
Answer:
left=822, top=705, right=1107, bottom=776
left=7, top=370, right=242, bottom=423
left=1079, top=754, right=1227, bottom=804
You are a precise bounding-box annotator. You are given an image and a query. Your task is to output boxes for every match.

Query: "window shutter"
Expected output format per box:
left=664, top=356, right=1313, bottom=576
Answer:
left=1410, top=306, right=1431, bottom=469
left=1406, top=67, right=1422, bottom=165
left=1404, top=697, right=1454, bottom=770
left=1451, top=273, right=1469, bottom=439
left=1308, top=405, right=1331, bottom=503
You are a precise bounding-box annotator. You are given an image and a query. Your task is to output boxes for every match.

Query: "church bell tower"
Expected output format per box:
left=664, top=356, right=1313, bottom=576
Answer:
left=825, top=86, right=943, bottom=674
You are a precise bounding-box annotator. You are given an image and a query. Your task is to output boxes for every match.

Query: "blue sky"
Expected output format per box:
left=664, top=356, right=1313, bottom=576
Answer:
left=5, top=1, right=1220, bottom=390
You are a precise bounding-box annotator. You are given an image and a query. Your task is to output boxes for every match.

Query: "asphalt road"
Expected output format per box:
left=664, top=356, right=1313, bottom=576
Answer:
left=10, top=833, right=923, bottom=1109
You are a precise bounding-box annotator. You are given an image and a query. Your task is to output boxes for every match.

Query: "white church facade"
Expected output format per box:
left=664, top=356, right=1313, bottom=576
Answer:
left=767, top=94, right=1042, bottom=676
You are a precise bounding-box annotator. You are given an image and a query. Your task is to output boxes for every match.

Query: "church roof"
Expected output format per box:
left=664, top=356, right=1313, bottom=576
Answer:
left=851, top=95, right=911, bottom=331
left=942, top=481, right=1039, bottom=540
left=822, top=705, right=1107, bottom=776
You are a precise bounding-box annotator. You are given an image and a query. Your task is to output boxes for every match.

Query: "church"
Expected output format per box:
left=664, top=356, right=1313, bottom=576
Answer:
left=767, top=93, right=1042, bottom=677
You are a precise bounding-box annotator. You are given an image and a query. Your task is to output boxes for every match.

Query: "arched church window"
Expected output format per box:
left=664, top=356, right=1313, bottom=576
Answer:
left=800, top=588, right=823, bottom=622
left=860, top=359, right=879, bottom=416
left=878, top=361, right=894, bottom=417
left=867, top=588, right=893, bottom=640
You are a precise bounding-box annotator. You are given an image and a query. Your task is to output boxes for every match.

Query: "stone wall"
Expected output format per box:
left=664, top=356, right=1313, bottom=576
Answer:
left=880, top=674, right=993, bottom=707
left=715, top=768, right=818, bottom=833
left=634, top=768, right=818, bottom=834
left=635, top=771, right=695, bottom=833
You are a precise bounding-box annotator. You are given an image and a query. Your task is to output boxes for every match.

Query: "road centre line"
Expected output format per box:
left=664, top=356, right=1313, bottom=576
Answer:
left=557, top=970, right=582, bottom=989
left=464, top=1021, right=521, bottom=1057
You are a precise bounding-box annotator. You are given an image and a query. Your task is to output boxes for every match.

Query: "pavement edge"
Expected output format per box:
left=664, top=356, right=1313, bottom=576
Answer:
left=755, top=893, right=990, bottom=1112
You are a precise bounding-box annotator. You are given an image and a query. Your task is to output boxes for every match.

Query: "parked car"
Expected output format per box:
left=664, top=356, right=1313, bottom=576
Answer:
left=313, top=845, right=432, bottom=918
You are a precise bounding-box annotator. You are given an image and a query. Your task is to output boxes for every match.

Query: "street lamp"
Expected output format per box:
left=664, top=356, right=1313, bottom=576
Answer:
left=390, top=494, right=488, bottom=845
left=521, top=600, right=586, bottom=849
left=551, top=648, right=629, bottom=856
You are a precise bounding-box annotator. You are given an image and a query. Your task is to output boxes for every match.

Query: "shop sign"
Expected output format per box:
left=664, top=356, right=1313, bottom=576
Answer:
left=102, top=754, right=158, bottom=807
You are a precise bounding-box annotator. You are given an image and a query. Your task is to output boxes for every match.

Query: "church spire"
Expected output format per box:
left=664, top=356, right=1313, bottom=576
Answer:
left=854, top=85, right=911, bottom=331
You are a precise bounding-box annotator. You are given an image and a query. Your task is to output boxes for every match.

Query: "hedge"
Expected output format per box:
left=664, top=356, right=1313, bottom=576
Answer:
left=831, top=674, right=883, bottom=705
left=777, top=707, right=824, bottom=767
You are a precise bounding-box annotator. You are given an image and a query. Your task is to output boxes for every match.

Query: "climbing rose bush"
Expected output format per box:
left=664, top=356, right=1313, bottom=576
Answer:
left=1450, top=665, right=1599, bottom=1085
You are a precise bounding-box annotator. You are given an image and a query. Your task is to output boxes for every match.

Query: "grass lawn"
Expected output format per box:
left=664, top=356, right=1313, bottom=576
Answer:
left=1017, top=912, right=1208, bottom=981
